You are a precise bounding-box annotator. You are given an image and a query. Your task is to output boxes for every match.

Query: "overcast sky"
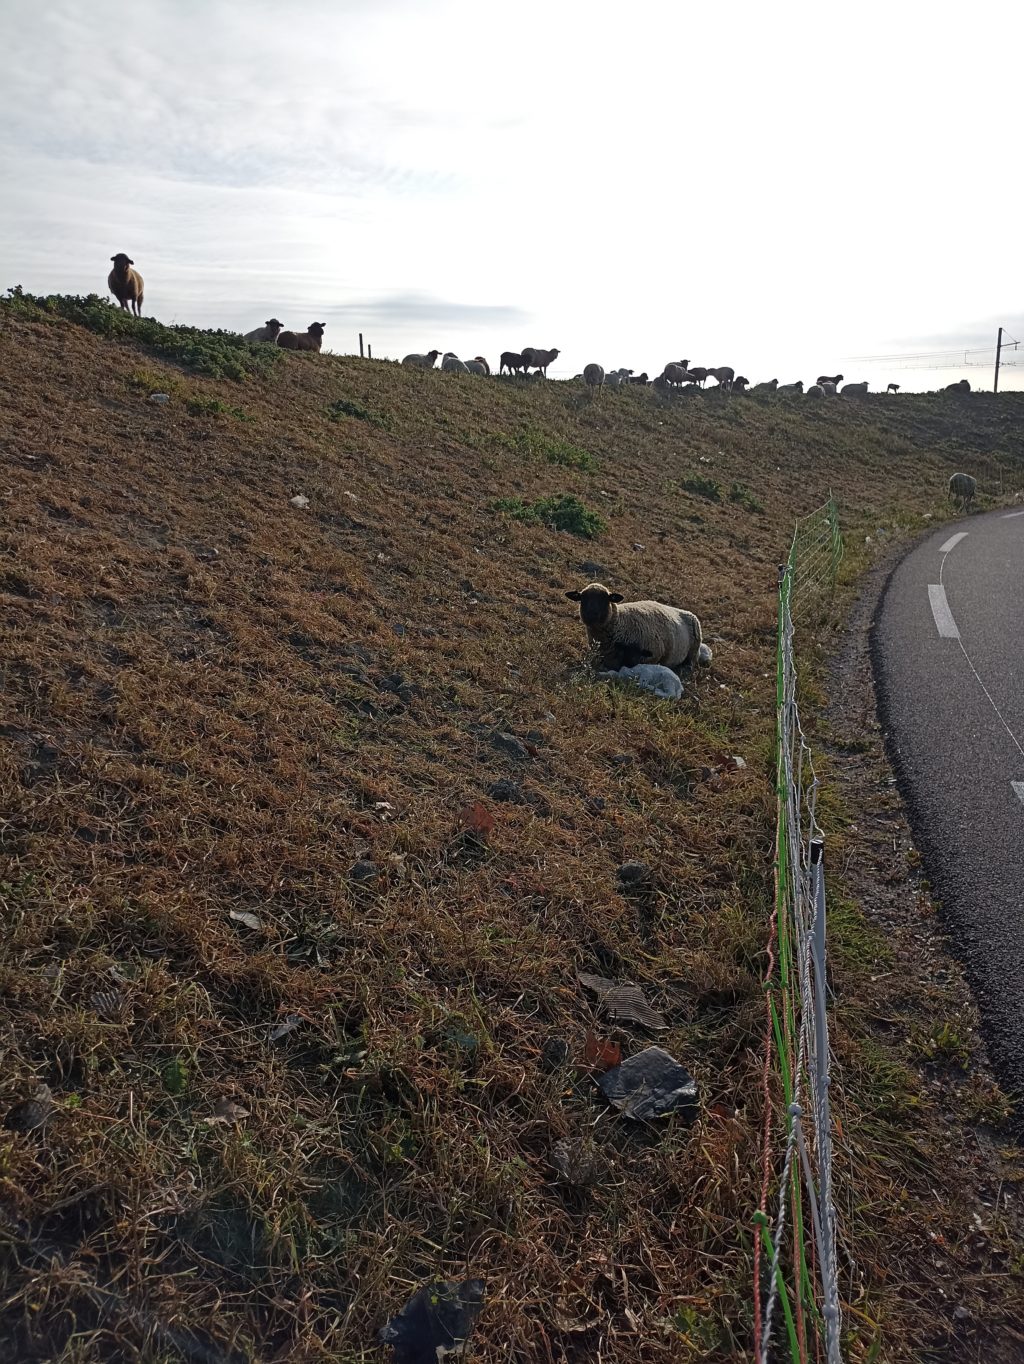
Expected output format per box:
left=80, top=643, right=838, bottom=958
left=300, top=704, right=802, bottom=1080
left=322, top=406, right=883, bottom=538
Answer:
left=1, top=0, right=1021, bottom=391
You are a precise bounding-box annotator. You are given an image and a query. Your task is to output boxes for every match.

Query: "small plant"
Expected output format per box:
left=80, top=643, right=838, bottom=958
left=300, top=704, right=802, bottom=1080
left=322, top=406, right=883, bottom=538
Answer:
left=496, top=428, right=596, bottom=471
left=491, top=493, right=607, bottom=539
left=728, top=481, right=763, bottom=513
left=912, top=1018, right=971, bottom=1068
left=682, top=474, right=722, bottom=502
left=328, top=397, right=392, bottom=430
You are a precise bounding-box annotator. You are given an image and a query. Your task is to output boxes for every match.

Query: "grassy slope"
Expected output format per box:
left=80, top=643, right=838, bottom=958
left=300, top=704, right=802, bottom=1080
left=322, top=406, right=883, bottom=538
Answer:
left=1, top=298, right=1023, bottom=1363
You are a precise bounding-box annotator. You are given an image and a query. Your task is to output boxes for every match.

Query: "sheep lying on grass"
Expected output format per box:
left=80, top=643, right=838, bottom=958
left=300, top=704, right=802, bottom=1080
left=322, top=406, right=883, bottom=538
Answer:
left=597, top=663, right=684, bottom=701
left=945, top=379, right=971, bottom=393
left=565, top=582, right=712, bottom=672
left=244, top=318, right=284, bottom=343
left=278, top=322, right=325, bottom=351
left=751, top=379, right=778, bottom=394
left=776, top=380, right=804, bottom=395
left=805, top=384, right=825, bottom=399
left=402, top=350, right=441, bottom=368
left=841, top=381, right=869, bottom=396
left=108, top=253, right=144, bottom=316
left=948, top=472, right=977, bottom=509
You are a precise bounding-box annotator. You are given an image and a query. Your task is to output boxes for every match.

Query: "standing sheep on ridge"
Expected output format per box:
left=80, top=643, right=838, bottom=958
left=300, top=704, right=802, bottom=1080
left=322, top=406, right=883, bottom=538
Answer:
left=465, top=359, right=488, bottom=376
left=402, top=350, right=441, bottom=368
left=707, top=366, right=735, bottom=390
left=108, top=253, right=144, bottom=316
left=776, top=381, right=804, bottom=396
left=522, top=347, right=561, bottom=377
left=886, top=383, right=900, bottom=394
left=817, top=374, right=844, bottom=386
left=278, top=322, right=326, bottom=352
left=584, top=363, right=605, bottom=389
left=565, top=582, right=713, bottom=672
left=244, top=318, right=284, bottom=343
left=472, top=356, right=491, bottom=375
left=500, top=351, right=525, bottom=375
left=948, top=472, right=977, bottom=510
left=680, top=362, right=709, bottom=386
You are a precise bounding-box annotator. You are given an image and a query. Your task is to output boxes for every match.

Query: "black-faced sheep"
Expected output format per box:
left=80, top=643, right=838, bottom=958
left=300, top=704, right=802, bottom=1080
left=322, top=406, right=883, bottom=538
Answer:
left=817, top=374, right=843, bottom=386
left=584, top=363, right=605, bottom=388
left=628, top=372, right=650, bottom=385
left=751, top=379, right=778, bottom=394
left=500, top=351, right=525, bottom=374
left=244, top=318, right=284, bottom=343
left=886, top=383, right=900, bottom=395
left=732, top=376, right=750, bottom=393
left=108, top=253, right=144, bottom=316
left=948, top=472, right=977, bottom=509
left=945, top=379, right=971, bottom=393
left=522, top=347, right=560, bottom=376
left=278, top=322, right=326, bottom=352
left=776, top=380, right=804, bottom=395
left=565, top=582, right=712, bottom=672
left=402, top=350, right=441, bottom=368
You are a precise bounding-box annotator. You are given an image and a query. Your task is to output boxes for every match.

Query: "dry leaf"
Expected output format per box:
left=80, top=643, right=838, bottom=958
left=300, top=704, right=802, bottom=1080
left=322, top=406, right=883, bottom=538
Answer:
left=458, top=802, right=496, bottom=838
left=4, top=1085, right=53, bottom=1133
left=229, top=910, right=262, bottom=931
left=583, top=1030, right=622, bottom=1071
left=269, top=1014, right=304, bottom=1042
left=205, top=1096, right=251, bottom=1125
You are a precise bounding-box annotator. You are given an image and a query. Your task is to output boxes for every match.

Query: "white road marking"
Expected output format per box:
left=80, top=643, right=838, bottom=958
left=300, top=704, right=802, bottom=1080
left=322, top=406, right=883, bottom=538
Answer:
left=928, top=584, right=960, bottom=638
left=1013, top=782, right=1024, bottom=806
left=1002, top=510, right=1024, bottom=519
left=939, top=532, right=968, bottom=553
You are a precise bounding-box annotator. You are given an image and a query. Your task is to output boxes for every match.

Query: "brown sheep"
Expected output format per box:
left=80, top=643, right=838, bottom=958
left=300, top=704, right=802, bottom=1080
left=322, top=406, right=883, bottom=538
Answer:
left=108, top=253, right=144, bottom=316
left=278, top=322, right=326, bottom=352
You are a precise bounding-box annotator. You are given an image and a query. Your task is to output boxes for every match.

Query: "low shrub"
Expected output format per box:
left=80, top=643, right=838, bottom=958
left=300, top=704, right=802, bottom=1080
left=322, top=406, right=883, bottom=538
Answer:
left=492, top=493, right=607, bottom=538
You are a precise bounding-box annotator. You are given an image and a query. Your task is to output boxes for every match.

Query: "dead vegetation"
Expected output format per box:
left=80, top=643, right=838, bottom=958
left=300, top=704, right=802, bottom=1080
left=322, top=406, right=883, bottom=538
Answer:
left=1, top=296, right=1023, bottom=1363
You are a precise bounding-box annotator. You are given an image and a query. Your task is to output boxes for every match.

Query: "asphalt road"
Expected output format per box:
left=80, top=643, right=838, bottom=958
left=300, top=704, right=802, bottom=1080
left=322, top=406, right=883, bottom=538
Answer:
left=873, top=507, right=1024, bottom=1103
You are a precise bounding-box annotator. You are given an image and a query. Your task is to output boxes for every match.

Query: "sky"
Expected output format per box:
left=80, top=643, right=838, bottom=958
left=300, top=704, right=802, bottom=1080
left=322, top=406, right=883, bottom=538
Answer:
left=1, top=0, right=1022, bottom=392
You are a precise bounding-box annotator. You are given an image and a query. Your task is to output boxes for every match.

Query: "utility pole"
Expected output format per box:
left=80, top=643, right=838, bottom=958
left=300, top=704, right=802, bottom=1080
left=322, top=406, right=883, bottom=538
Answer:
left=994, top=326, right=1003, bottom=392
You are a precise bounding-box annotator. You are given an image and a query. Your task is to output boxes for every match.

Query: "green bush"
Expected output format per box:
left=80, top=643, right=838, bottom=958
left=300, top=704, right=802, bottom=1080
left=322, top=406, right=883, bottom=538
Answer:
left=682, top=474, right=722, bottom=502
left=186, top=396, right=252, bottom=421
left=728, top=481, right=763, bottom=513
left=492, top=493, right=607, bottom=539
left=3, top=287, right=280, bottom=383
left=328, top=397, right=392, bottom=430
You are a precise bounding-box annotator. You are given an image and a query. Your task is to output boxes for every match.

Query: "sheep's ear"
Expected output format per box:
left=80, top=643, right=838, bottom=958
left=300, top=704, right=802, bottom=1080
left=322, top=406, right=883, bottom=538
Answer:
left=128, top=258, right=134, bottom=264
left=110, top=256, right=116, bottom=261
left=564, top=590, right=582, bottom=602
left=608, top=593, right=624, bottom=604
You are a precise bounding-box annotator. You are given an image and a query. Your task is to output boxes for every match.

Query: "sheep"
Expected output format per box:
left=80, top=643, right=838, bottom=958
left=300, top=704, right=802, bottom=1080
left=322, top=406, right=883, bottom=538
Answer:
left=584, top=363, right=605, bottom=388
left=679, top=361, right=709, bottom=387
left=661, top=363, right=694, bottom=388
left=522, top=346, right=560, bottom=376
left=564, top=582, right=712, bottom=673
left=465, top=359, right=488, bottom=376
left=707, top=366, right=735, bottom=390
left=278, top=322, right=326, bottom=352
left=500, top=351, right=526, bottom=375
left=732, top=376, right=750, bottom=393
left=472, top=356, right=491, bottom=375
left=628, top=372, right=650, bottom=385
left=817, top=374, right=844, bottom=386
left=886, top=383, right=900, bottom=395
left=402, top=350, right=441, bottom=368
left=597, top=663, right=685, bottom=701
left=243, top=318, right=284, bottom=343
left=805, top=384, right=826, bottom=399
left=605, top=369, right=623, bottom=390
left=945, top=378, right=971, bottom=393
left=751, top=379, right=779, bottom=394
left=441, top=352, right=470, bottom=374
left=948, top=472, right=977, bottom=510
left=841, top=381, right=869, bottom=397
left=108, top=253, right=144, bottom=316
left=776, top=380, right=804, bottom=395
left=820, top=382, right=837, bottom=397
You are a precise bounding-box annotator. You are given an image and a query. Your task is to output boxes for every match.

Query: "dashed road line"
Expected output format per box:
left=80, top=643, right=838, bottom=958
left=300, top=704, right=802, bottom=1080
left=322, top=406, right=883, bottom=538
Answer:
left=940, top=532, right=968, bottom=553
left=1013, top=782, right=1024, bottom=807
left=928, top=584, right=960, bottom=638
left=1002, top=510, right=1024, bottom=519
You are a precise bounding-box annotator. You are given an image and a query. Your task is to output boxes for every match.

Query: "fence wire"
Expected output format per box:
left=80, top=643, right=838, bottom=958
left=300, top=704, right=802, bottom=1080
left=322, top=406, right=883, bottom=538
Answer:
left=755, top=494, right=843, bottom=1364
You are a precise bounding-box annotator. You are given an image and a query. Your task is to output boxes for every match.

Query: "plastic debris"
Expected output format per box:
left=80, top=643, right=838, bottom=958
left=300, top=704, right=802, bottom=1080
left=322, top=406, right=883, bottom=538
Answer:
left=378, top=1279, right=486, bottom=1364
left=205, top=1096, right=251, bottom=1125
left=289, top=494, right=309, bottom=509
left=268, top=1014, right=304, bottom=1042
left=229, top=910, right=262, bottom=931
left=597, top=1046, right=699, bottom=1122
left=148, top=392, right=170, bottom=404
left=578, top=973, right=668, bottom=1030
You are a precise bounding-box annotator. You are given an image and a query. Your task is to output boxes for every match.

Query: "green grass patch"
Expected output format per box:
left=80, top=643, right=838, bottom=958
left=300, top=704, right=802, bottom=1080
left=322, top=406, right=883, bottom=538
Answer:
left=328, top=397, right=393, bottom=430
left=491, top=493, right=607, bottom=538
left=495, top=427, right=596, bottom=471
left=4, top=286, right=280, bottom=382
left=682, top=474, right=722, bottom=502
left=186, top=396, right=253, bottom=421
left=728, top=481, right=764, bottom=513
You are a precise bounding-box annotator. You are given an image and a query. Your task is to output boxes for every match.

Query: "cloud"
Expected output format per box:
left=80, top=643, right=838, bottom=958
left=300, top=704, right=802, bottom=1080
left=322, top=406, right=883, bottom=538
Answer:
left=322, top=292, right=528, bottom=328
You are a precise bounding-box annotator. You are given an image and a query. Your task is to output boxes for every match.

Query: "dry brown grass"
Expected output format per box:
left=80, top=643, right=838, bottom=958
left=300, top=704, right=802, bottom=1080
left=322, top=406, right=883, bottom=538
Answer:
left=1, top=302, right=1023, bottom=1362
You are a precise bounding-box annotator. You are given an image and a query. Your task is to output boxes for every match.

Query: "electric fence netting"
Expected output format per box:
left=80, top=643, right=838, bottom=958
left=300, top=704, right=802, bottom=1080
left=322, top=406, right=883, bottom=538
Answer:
left=754, top=495, right=844, bottom=1364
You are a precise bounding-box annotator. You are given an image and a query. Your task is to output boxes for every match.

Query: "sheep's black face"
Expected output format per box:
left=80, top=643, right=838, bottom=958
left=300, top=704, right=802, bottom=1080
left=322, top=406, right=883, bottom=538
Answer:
left=110, top=253, right=132, bottom=271
left=565, top=584, right=623, bottom=627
